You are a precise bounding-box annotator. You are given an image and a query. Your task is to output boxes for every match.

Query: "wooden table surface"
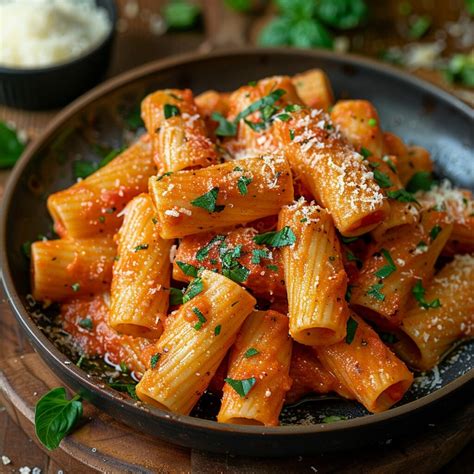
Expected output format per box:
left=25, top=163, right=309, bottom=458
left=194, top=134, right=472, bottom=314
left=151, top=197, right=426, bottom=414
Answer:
left=1, top=0, right=473, bottom=472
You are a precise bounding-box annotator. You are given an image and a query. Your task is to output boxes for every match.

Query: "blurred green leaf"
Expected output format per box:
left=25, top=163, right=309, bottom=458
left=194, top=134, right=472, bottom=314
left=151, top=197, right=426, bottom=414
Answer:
left=225, top=0, right=252, bottom=12
left=163, top=0, right=200, bottom=30
left=465, top=0, right=474, bottom=15
left=258, top=16, right=293, bottom=46
left=408, top=15, right=431, bottom=39
left=0, top=121, right=25, bottom=169
left=275, top=0, right=316, bottom=20
left=444, top=54, right=474, bottom=88
left=290, top=18, right=333, bottom=49
left=315, top=0, right=368, bottom=30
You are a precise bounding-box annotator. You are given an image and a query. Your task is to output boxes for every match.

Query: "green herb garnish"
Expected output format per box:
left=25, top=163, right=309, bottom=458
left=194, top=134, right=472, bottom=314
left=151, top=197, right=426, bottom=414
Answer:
left=345, top=317, right=358, bottom=344
left=169, top=287, right=184, bottom=305
left=176, top=261, right=199, bottom=278
left=251, top=248, right=270, bottom=264
left=429, top=225, right=442, bottom=241
left=412, top=280, right=441, bottom=309
left=224, top=377, right=256, bottom=397
left=193, top=307, right=207, bottom=330
left=374, top=249, right=396, bottom=279
left=253, top=226, right=296, bottom=248
left=196, top=235, right=226, bottom=262
left=237, top=176, right=253, bottom=195
left=183, top=277, right=203, bottom=303
left=35, top=387, right=82, bottom=450
left=134, top=244, right=149, bottom=252
left=71, top=283, right=80, bottom=292
left=367, top=283, right=385, bottom=301
left=322, top=415, right=348, bottom=423
left=214, top=324, right=221, bottom=336
left=244, top=347, right=260, bottom=358
left=0, top=121, right=25, bottom=169
left=191, top=187, right=224, bottom=213
left=78, top=317, right=93, bottom=330
left=373, top=169, right=393, bottom=188
left=406, top=171, right=434, bottom=193
left=387, top=189, right=418, bottom=203
left=164, top=104, right=181, bottom=119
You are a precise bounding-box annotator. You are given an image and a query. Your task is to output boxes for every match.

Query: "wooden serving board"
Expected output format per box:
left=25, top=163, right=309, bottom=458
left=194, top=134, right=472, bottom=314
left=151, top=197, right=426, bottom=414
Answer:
left=0, top=294, right=473, bottom=473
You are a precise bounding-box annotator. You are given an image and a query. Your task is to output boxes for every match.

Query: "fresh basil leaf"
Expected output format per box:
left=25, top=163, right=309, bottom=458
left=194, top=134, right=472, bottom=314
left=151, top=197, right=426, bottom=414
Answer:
left=196, top=235, right=226, bottom=262
left=35, top=387, right=82, bottom=450
left=360, top=147, right=372, bottom=159
left=224, top=377, right=256, bottom=397
left=244, top=347, right=260, bottom=358
left=345, top=317, right=358, bottom=344
left=191, top=187, right=224, bottom=213
left=373, top=169, right=393, bottom=188
left=150, top=352, right=161, bottom=369
left=412, top=280, right=441, bottom=309
left=315, top=0, right=368, bottom=30
left=164, top=104, right=181, bottom=119
left=225, top=0, right=252, bottom=12
left=367, top=282, right=385, bottom=301
left=183, top=277, right=203, bottom=303
left=163, top=0, right=201, bottom=30
left=406, top=171, right=434, bottom=193
left=258, top=16, right=293, bottom=46
left=409, top=15, right=431, bottom=39
left=237, top=176, right=252, bottom=195
left=169, top=287, right=184, bottom=305
left=176, top=261, right=199, bottom=278
left=0, top=121, right=25, bottom=169
left=253, top=226, right=296, bottom=248
left=387, top=189, right=418, bottom=203
left=374, top=249, right=397, bottom=279
left=276, top=0, right=317, bottom=19
left=211, top=112, right=237, bottom=136
left=289, top=18, right=333, bottom=49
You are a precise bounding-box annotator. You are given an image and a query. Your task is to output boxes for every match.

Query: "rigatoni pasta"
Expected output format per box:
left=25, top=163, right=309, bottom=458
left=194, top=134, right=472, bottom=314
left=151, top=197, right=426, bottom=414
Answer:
left=149, top=154, right=294, bottom=239
left=218, top=310, right=292, bottom=426
left=30, top=69, right=472, bottom=428
left=135, top=270, right=256, bottom=414
left=279, top=199, right=349, bottom=345
left=109, top=194, right=172, bottom=338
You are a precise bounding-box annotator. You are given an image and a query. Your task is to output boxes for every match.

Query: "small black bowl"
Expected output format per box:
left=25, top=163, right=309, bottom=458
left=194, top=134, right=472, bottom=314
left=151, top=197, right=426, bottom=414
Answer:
left=0, top=0, right=117, bottom=110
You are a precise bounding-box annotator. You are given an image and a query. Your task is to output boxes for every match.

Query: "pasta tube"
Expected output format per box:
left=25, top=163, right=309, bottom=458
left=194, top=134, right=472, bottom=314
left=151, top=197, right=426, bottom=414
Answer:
left=316, top=314, right=413, bottom=413
left=31, top=237, right=116, bottom=301
left=173, top=227, right=286, bottom=299
left=47, top=136, right=157, bottom=239
left=279, top=200, right=349, bottom=345
left=393, top=254, right=474, bottom=371
left=292, top=69, right=334, bottom=110
left=218, top=310, right=292, bottom=426
left=149, top=154, right=294, bottom=239
left=286, top=343, right=353, bottom=404
left=109, top=194, right=172, bottom=338
left=273, top=108, right=388, bottom=236
left=350, top=210, right=453, bottom=326
left=136, top=270, right=256, bottom=415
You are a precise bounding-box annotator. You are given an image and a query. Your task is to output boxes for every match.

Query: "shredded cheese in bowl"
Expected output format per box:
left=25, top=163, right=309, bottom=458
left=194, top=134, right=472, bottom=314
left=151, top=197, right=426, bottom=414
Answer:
left=0, top=0, right=112, bottom=69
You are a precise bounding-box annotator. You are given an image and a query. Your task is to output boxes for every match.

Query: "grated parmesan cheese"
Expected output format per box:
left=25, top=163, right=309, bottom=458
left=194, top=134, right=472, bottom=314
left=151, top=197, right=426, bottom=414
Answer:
left=0, top=0, right=112, bottom=68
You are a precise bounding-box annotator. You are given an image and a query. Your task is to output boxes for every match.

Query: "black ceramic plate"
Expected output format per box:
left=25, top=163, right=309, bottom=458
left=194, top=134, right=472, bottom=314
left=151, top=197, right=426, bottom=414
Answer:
left=1, top=49, right=473, bottom=457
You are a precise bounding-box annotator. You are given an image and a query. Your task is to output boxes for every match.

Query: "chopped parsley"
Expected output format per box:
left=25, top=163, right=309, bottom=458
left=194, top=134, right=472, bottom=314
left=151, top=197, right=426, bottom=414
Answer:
left=341, top=236, right=359, bottom=244
left=191, top=187, right=225, bottom=213
left=169, top=287, right=184, bottom=305
left=71, top=283, right=80, bottom=292
left=382, top=156, right=397, bottom=173
left=150, top=353, right=161, bottom=369
left=251, top=248, right=270, bottom=264
left=387, top=189, right=418, bottom=203
left=244, top=347, right=260, bottom=358
left=176, top=261, right=199, bottom=278
left=212, top=89, right=286, bottom=137
left=78, top=317, right=93, bottom=330
left=214, top=324, right=221, bottom=336
left=267, top=264, right=279, bottom=271
left=183, top=278, right=203, bottom=303
left=289, top=129, right=295, bottom=140
left=21, top=241, right=32, bottom=259
left=406, top=171, right=434, bottom=193
left=345, top=317, right=358, bottom=344
left=345, top=284, right=354, bottom=302
left=412, top=280, right=441, bottom=309
left=368, top=118, right=377, bottom=127
left=360, top=147, right=372, bottom=159
left=157, top=171, right=173, bottom=181
left=253, top=226, right=296, bottom=248
left=196, top=235, right=226, bottom=262
left=374, top=249, right=396, bottom=279
left=220, top=245, right=249, bottom=283
left=322, top=415, right=348, bottom=424
left=346, top=250, right=362, bottom=269
left=108, top=381, right=138, bottom=400
left=193, top=307, right=207, bottom=330
left=134, top=244, right=149, bottom=252
left=429, top=225, right=442, bottom=241
left=119, top=361, right=128, bottom=373
left=367, top=282, right=385, bottom=301
left=373, top=169, right=393, bottom=189
left=164, top=104, right=180, bottom=119
left=224, top=377, right=256, bottom=397
left=237, top=176, right=252, bottom=195
left=98, top=215, right=105, bottom=223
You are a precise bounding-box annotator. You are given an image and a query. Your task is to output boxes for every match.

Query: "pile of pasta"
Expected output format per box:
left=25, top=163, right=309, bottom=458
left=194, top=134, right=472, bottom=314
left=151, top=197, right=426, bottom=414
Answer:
left=31, top=69, right=474, bottom=426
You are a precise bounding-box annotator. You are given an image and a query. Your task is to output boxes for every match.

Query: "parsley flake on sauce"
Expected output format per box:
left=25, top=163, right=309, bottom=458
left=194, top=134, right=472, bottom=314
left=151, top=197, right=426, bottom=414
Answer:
left=253, top=226, right=296, bottom=248
left=224, top=377, right=256, bottom=397
left=191, top=187, right=225, bottom=213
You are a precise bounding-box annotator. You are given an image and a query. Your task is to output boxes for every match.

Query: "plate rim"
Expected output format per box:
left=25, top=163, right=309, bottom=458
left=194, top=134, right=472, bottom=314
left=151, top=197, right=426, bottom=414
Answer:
left=1, top=47, right=473, bottom=438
